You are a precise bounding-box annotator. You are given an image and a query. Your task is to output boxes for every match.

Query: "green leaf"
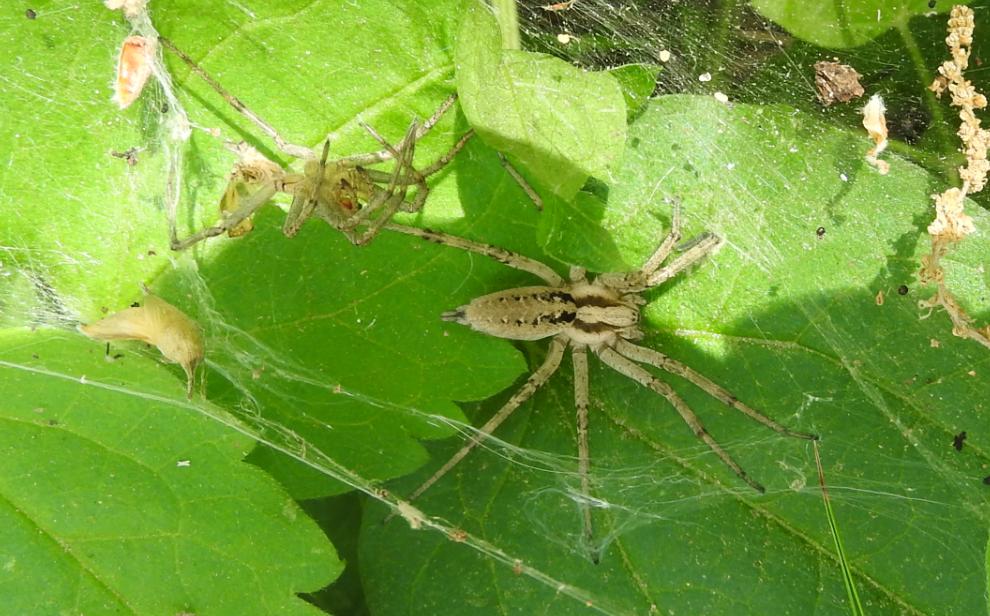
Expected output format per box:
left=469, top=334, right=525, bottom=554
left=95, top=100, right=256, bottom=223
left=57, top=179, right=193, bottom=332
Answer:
left=0, top=0, right=541, bottom=607
left=608, top=63, right=660, bottom=121
left=455, top=1, right=627, bottom=200
left=749, top=0, right=967, bottom=48
left=360, top=96, right=990, bottom=615
left=0, top=330, right=338, bottom=614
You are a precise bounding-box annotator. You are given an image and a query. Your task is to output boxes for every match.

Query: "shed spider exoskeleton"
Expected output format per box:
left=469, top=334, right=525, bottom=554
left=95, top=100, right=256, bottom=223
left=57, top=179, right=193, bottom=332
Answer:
left=403, top=205, right=817, bottom=550
left=159, top=37, right=473, bottom=249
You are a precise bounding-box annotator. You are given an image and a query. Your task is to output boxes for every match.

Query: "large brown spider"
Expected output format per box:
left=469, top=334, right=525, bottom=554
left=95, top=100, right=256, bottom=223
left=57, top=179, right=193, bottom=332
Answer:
left=159, top=37, right=473, bottom=249
left=400, top=205, right=818, bottom=550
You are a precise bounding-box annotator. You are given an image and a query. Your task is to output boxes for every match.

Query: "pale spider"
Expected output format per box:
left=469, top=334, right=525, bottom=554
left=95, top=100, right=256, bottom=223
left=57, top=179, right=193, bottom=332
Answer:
left=159, top=37, right=473, bottom=249
left=401, top=205, right=818, bottom=549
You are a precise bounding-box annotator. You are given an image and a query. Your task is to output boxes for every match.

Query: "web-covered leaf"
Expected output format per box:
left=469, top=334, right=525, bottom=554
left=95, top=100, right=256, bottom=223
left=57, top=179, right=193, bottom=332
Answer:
left=0, top=330, right=338, bottom=613
left=359, top=97, right=990, bottom=615
left=750, top=0, right=966, bottom=48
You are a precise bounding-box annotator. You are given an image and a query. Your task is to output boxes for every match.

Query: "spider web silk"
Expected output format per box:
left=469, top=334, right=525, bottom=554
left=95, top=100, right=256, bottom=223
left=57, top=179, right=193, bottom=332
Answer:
left=3, top=1, right=988, bottom=615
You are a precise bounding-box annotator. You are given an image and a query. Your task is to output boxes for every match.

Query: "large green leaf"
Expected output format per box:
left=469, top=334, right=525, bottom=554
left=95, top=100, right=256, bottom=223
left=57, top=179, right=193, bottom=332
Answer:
left=0, top=330, right=338, bottom=613
left=360, top=96, right=990, bottom=615
left=455, top=1, right=627, bottom=200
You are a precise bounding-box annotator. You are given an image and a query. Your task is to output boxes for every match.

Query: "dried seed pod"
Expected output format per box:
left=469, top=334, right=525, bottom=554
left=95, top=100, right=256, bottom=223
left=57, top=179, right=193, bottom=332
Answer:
left=81, top=293, right=204, bottom=397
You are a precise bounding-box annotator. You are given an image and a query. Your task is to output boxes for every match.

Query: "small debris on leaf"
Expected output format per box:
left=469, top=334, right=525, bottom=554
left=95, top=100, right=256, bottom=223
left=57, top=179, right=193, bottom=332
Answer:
left=110, top=147, right=141, bottom=166
left=816, top=226, right=826, bottom=239
left=897, top=284, right=909, bottom=295
left=25, top=8, right=37, bottom=19
left=814, top=61, right=865, bottom=106
left=112, top=35, right=156, bottom=109
left=953, top=431, right=967, bottom=451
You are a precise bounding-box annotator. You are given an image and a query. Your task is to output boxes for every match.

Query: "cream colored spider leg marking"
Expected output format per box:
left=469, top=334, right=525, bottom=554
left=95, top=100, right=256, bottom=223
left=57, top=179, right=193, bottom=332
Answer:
left=399, top=203, right=817, bottom=544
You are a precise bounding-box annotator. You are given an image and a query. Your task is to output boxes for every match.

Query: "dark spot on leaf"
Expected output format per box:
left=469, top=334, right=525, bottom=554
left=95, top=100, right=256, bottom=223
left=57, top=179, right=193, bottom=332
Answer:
left=25, top=8, right=36, bottom=19
left=897, top=284, right=909, bottom=295
left=630, top=137, right=640, bottom=148
left=984, top=475, right=990, bottom=485
left=816, top=226, right=826, bottom=238
left=952, top=431, right=966, bottom=451
left=928, top=0, right=936, bottom=7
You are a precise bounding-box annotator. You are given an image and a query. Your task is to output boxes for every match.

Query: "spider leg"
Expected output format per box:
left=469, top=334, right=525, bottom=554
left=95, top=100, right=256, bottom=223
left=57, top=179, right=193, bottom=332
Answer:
left=645, top=232, right=722, bottom=288
left=384, top=223, right=565, bottom=286
left=572, top=343, right=597, bottom=558
left=158, top=36, right=313, bottom=160
left=169, top=182, right=277, bottom=250
left=497, top=152, right=544, bottom=211
left=360, top=120, right=430, bottom=210
left=639, top=199, right=682, bottom=275
left=596, top=346, right=766, bottom=493
left=613, top=339, right=817, bottom=440
left=404, top=335, right=568, bottom=504
left=337, top=93, right=462, bottom=168
left=418, top=129, right=475, bottom=177
left=283, top=141, right=331, bottom=237
left=345, top=124, right=420, bottom=245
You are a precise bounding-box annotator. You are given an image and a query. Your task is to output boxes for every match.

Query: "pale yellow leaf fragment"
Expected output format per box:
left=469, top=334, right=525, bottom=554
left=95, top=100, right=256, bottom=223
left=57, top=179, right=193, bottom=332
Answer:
left=81, top=293, right=204, bottom=397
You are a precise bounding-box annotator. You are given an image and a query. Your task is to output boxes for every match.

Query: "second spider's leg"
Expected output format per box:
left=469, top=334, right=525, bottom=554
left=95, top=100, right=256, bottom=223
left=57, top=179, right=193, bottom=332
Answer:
left=336, top=94, right=462, bottom=168
left=346, top=124, right=420, bottom=245
left=418, top=129, right=475, bottom=179
left=404, top=335, right=569, bottom=504
left=572, top=343, right=596, bottom=557
left=613, top=339, right=818, bottom=440
left=283, top=141, right=331, bottom=237
left=384, top=223, right=564, bottom=285
left=596, top=347, right=766, bottom=493
left=158, top=36, right=313, bottom=160
left=169, top=182, right=277, bottom=250
left=497, top=153, right=544, bottom=211
left=361, top=120, right=426, bottom=209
